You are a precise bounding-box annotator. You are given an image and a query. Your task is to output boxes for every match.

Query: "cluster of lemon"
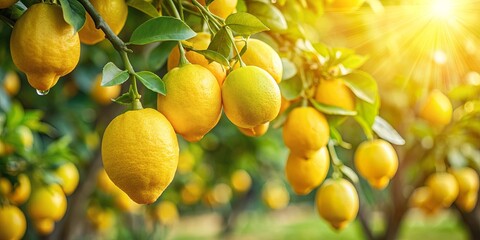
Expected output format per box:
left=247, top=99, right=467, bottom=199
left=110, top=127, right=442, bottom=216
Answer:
left=0, top=162, right=79, bottom=239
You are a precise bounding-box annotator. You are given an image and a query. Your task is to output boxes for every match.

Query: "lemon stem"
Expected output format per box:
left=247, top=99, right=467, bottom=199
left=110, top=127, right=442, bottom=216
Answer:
left=166, top=0, right=190, bottom=67
left=231, top=34, right=246, bottom=67
left=191, top=0, right=223, bottom=31
left=328, top=141, right=344, bottom=179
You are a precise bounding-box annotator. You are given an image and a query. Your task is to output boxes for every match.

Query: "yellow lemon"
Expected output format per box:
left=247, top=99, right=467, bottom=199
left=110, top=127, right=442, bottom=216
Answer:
left=181, top=180, right=204, bottom=205
left=54, top=162, right=79, bottom=196
left=286, top=146, right=330, bottom=195
left=0, top=204, right=26, bottom=240
left=222, top=66, right=281, bottom=128
left=409, top=186, right=439, bottom=215
left=2, top=71, right=20, bottom=96
left=27, top=184, right=67, bottom=221
left=451, top=167, right=479, bottom=212
left=0, top=174, right=31, bottom=205
left=177, top=149, right=196, bottom=174
left=282, top=106, right=330, bottom=158
left=198, top=0, right=237, bottom=19
left=238, top=122, right=270, bottom=137
left=96, top=168, right=117, bottom=194
left=230, top=169, right=252, bottom=193
left=87, top=204, right=115, bottom=232
left=10, top=3, right=80, bottom=91
left=33, top=218, right=55, bottom=235
left=102, top=108, right=179, bottom=204
left=426, top=172, right=459, bottom=208
left=315, top=78, right=355, bottom=110
left=157, top=64, right=222, bottom=142
left=79, top=0, right=128, bottom=45
left=90, top=74, right=121, bottom=105
left=262, top=181, right=290, bottom=210
left=418, top=89, right=452, bottom=126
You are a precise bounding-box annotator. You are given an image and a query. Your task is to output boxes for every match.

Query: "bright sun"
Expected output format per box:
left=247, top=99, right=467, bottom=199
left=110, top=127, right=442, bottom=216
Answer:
left=429, top=0, right=455, bottom=18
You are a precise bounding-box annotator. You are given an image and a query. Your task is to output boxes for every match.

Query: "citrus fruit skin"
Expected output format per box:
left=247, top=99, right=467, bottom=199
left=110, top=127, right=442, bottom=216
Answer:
left=324, top=0, right=365, bottom=12
left=238, top=122, right=270, bottom=137
left=418, top=89, right=452, bottom=126
left=425, top=172, right=459, bottom=208
left=222, top=66, right=281, bottom=129
left=262, top=181, right=290, bottom=210
left=198, top=0, right=238, bottom=19
left=27, top=184, right=67, bottom=221
left=316, top=178, right=359, bottom=230
left=286, top=146, right=330, bottom=195
left=10, top=3, right=80, bottom=91
left=168, top=33, right=226, bottom=85
left=2, top=71, right=20, bottom=96
left=282, top=106, right=330, bottom=158
left=90, top=74, right=121, bottom=105
left=54, top=162, right=80, bottom=196
left=315, top=78, right=355, bottom=110
left=0, top=204, right=26, bottom=240
left=0, top=174, right=31, bottom=205
left=452, top=167, right=479, bottom=212
left=157, top=64, right=222, bottom=142
left=234, top=39, right=283, bottom=83
left=230, top=169, right=252, bottom=193
left=79, top=0, right=128, bottom=45
left=354, top=139, right=398, bottom=189
left=101, top=108, right=179, bottom=204
left=0, top=0, right=18, bottom=9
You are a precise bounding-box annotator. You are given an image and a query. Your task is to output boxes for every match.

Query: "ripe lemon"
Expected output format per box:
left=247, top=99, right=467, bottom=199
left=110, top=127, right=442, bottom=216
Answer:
left=324, top=0, right=365, bottom=12
left=90, top=74, right=121, bottom=105
left=262, top=181, right=290, bottom=210
left=157, top=64, right=222, bottom=142
left=2, top=71, right=20, bottom=96
left=0, top=204, right=26, bottom=240
left=234, top=39, right=283, bottom=83
left=0, top=174, right=31, bottom=205
left=54, top=162, right=79, bottom=196
left=230, top=169, right=252, bottom=193
left=96, top=168, right=117, bottom=194
left=451, top=167, right=479, bottom=212
left=238, top=122, right=270, bottom=137
left=418, top=89, right=452, bottom=126
left=354, top=139, right=398, bottom=189
left=33, top=218, right=55, bottom=235
left=181, top=180, right=204, bottom=205
left=27, top=184, right=67, bottom=221
left=282, top=106, right=330, bottom=158
left=198, top=0, right=237, bottom=19
left=87, top=204, right=115, bottom=232
left=222, top=66, right=281, bottom=128
left=315, top=78, right=355, bottom=110
left=177, top=149, right=196, bottom=174
left=102, top=108, right=179, bottom=204
left=79, top=0, right=128, bottom=45
left=425, top=172, right=459, bottom=208
left=286, top=147, right=330, bottom=195
left=316, top=178, right=359, bottom=230
left=168, top=33, right=226, bottom=85
left=0, top=0, right=17, bottom=9
left=150, top=201, right=179, bottom=225
left=409, top=186, right=439, bottom=215
left=10, top=3, right=80, bottom=91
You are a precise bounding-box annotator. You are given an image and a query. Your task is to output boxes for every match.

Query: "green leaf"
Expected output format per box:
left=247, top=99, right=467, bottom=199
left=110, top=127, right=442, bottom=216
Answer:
left=246, top=1, right=287, bottom=31
left=6, top=102, right=24, bottom=130
left=225, top=12, right=269, bottom=35
left=310, top=99, right=357, bottom=116
left=340, top=165, right=359, bottom=183
left=191, top=49, right=229, bottom=66
left=279, top=76, right=302, bottom=100
left=208, top=27, right=233, bottom=59
left=281, top=58, right=297, bottom=80
left=312, top=42, right=331, bottom=58
left=59, top=0, right=86, bottom=33
left=113, top=92, right=134, bottom=106
left=343, top=71, right=378, bottom=104
left=148, top=41, right=177, bottom=71
left=372, top=116, right=406, bottom=145
left=341, top=54, right=369, bottom=70
left=127, top=0, right=159, bottom=18
left=135, top=71, right=166, bottom=95
left=129, top=16, right=196, bottom=45
left=102, top=62, right=129, bottom=86
left=354, top=96, right=380, bottom=139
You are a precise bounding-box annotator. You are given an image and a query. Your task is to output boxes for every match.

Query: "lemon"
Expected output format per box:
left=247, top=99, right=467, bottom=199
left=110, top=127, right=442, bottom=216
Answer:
left=425, top=172, right=459, bottom=208
left=354, top=139, right=398, bottom=189
left=2, top=71, right=20, bottom=96
left=114, top=189, right=141, bottom=212
left=198, top=0, right=238, bottom=19
left=451, top=167, right=479, bottom=212
left=87, top=204, right=115, bottom=232
left=282, top=106, right=330, bottom=158
left=168, top=32, right=226, bottom=85
left=10, top=3, right=80, bottom=91
left=222, top=66, right=281, bottom=128
left=0, top=204, right=26, bottom=240
left=238, top=122, right=270, bottom=137
left=96, top=168, right=117, bottom=194
left=418, top=89, right=452, bottom=126
left=409, top=186, right=439, bottom=215
left=0, top=174, right=31, bottom=205
left=90, top=74, right=121, bottom=105
left=33, top=218, right=55, bottom=235
left=262, top=181, right=290, bottom=210
left=181, top=180, right=204, bottom=205
left=234, top=38, right=283, bottom=83
left=316, top=178, right=359, bottom=230
left=230, top=169, right=252, bottom=193
left=150, top=201, right=179, bottom=226
left=27, top=184, right=67, bottom=221
left=102, top=108, right=179, bottom=204
left=286, top=146, right=330, bottom=195
left=79, top=0, right=128, bottom=45
left=54, top=162, right=79, bottom=196
left=177, top=149, right=196, bottom=174
left=158, top=64, right=222, bottom=142
left=315, top=78, right=355, bottom=110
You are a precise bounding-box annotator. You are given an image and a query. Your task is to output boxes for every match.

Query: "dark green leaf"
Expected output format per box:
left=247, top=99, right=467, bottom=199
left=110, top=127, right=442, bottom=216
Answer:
left=208, top=27, right=233, bottom=59
left=135, top=71, right=166, bottom=95
left=59, top=0, right=86, bottom=33
left=310, top=99, right=357, bottom=116
left=113, top=92, right=134, bottom=105
left=129, top=16, right=196, bottom=45
left=192, top=49, right=229, bottom=66
left=372, top=116, right=405, bottom=145
left=148, top=41, right=177, bottom=71
left=127, top=0, right=159, bottom=18
left=279, top=76, right=302, bottom=100
left=225, top=12, right=269, bottom=35
left=281, top=58, right=297, bottom=80
left=343, top=71, right=378, bottom=104
left=246, top=1, right=287, bottom=31
left=102, top=62, right=129, bottom=86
